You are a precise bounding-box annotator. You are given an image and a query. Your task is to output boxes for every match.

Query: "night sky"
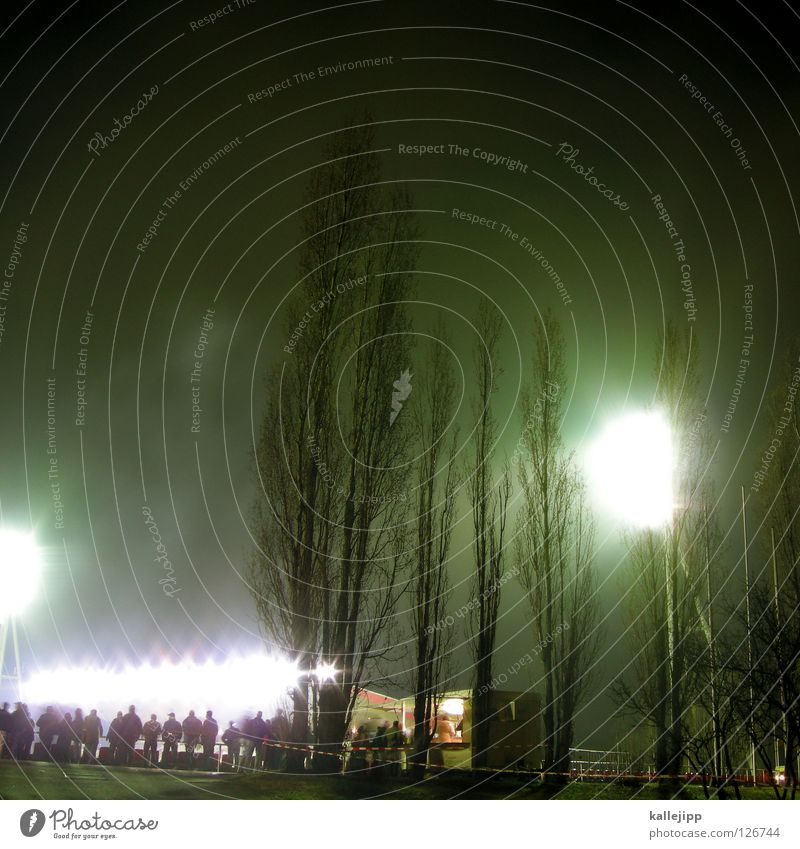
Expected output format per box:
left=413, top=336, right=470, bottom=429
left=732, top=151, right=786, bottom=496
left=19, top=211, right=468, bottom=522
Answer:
left=1, top=0, right=799, bottom=751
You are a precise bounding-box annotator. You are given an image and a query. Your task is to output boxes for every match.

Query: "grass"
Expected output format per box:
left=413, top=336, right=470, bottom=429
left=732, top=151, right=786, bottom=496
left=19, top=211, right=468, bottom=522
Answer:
left=0, top=761, right=780, bottom=801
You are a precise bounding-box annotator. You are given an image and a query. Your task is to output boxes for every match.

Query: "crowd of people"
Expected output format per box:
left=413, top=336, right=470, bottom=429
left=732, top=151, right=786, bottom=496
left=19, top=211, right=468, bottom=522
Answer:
left=348, top=720, right=405, bottom=777
left=0, top=701, right=294, bottom=771
left=1, top=701, right=414, bottom=775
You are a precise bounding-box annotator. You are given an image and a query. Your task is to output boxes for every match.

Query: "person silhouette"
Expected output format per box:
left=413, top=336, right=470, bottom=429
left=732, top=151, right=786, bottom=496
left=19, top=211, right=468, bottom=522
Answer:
left=181, top=710, right=203, bottom=769
left=82, top=710, right=103, bottom=762
left=201, top=710, right=218, bottom=769
left=142, top=714, right=162, bottom=766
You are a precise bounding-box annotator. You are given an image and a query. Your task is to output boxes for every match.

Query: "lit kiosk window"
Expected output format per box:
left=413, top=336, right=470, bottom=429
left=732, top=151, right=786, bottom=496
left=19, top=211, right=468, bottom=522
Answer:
left=428, top=696, right=467, bottom=767
left=435, top=698, right=466, bottom=741
left=427, top=690, right=542, bottom=771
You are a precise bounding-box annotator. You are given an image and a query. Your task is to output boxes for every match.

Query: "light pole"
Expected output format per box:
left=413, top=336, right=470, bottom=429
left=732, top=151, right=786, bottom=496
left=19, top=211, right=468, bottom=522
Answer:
left=739, top=488, right=757, bottom=784
left=0, top=529, right=43, bottom=701
left=703, top=504, right=723, bottom=786
left=770, top=527, right=787, bottom=777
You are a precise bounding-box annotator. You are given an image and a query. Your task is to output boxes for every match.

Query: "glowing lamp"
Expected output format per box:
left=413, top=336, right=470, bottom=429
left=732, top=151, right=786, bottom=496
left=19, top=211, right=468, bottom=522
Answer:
left=0, top=530, right=42, bottom=620
left=439, top=698, right=465, bottom=716
left=588, top=411, right=674, bottom=528
left=313, top=662, right=337, bottom=682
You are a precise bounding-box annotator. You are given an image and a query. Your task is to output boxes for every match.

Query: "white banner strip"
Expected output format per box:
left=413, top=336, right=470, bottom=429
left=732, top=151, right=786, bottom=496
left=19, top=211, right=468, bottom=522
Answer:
left=0, top=800, right=797, bottom=847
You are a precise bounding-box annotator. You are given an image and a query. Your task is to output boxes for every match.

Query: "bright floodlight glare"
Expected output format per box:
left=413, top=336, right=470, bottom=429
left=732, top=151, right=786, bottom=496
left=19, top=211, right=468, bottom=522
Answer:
left=23, top=653, right=300, bottom=717
left=588, top=410, right=674, bottom=528
left=314, top=662, right=337, bottom=682
left=0, top=530, right=42, bottom=620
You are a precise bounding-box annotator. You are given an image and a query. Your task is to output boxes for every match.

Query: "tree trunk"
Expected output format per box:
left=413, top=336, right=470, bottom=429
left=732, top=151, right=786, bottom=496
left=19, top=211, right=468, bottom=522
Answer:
left=314, top=684, right=347, bottom=773
left=287, top=677, right=309, bottom=772
left=411, top=692, right=430, bottom=779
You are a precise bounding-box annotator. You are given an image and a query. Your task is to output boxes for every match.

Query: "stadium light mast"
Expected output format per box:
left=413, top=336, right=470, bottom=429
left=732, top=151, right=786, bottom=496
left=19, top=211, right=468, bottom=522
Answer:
left=0, top=529, right=43, bottom=701
left=589, top=410, right=678, bottom=776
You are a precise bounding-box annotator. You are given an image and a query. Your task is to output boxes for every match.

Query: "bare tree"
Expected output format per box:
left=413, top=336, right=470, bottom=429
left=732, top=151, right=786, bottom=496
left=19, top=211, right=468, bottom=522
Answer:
left=313, top=198, right=419, bottom=768
left=409, top=323, right=460, bottom=777
left=466, top=300, right=511, bottom=769
left=681, top=480, right=740, bottom=797
left=617, top=523, right=709, bottom=782
left=682, top=632, right=753, bottom=800
left=515, top=313, right=599, bottom=781
left=748, top=340, right=800, bottom=797
left=249, top=119, right=418, bottom=770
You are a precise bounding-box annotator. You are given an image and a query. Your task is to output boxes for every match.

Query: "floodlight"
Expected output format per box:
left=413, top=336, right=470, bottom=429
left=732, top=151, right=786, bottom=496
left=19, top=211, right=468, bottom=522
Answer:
left=0, top=530, right=42, bottom=620
left=313, top=662, right=337, bottom=682
left=588, top=410, right=674, bottom=528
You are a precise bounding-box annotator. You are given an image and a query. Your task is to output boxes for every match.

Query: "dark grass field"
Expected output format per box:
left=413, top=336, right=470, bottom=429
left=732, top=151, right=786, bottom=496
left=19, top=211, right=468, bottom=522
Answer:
left=0, top=761, right=779, bottom=800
